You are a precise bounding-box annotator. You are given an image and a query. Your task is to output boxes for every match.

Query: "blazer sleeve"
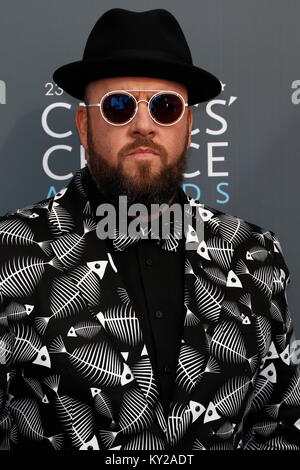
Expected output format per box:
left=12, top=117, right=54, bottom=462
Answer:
left=242, top=231, right=300, bottom=449
left=0, top=297, right=15, bottom=450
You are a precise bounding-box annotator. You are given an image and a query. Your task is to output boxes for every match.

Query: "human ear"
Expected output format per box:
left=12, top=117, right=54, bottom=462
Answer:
left=75, top=105, right=88, bottom=150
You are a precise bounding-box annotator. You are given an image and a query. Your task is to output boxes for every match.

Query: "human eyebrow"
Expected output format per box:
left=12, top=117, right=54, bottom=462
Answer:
left=121, top=89, right=165, bottom=98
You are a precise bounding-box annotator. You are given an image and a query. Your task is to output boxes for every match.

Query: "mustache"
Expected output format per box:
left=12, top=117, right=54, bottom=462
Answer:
left=120, top=138, right=167, bottom=160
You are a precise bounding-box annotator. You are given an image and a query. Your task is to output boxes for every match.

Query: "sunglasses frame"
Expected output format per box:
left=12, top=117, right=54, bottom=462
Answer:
left=81, top=89, right=189, bottom=126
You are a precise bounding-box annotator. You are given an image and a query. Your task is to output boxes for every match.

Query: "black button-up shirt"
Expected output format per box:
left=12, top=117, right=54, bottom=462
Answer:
left=82, top=168, right=185, bottom=417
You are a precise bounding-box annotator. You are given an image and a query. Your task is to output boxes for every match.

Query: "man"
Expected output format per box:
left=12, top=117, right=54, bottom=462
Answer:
left=0, top=8, right=299, bottom=451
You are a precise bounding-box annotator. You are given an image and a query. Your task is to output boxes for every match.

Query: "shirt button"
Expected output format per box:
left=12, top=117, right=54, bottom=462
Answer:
left=162, top=365, right=171, bottom=375
left=145, top=258, right=153, bottom=266
left=155, top=310, right=164, bottom=319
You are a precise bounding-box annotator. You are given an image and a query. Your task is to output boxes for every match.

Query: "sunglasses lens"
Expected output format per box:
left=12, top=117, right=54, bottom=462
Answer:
left=150, top=93, right=184, bottom=124
left=102, top=93, right=135, bottom=124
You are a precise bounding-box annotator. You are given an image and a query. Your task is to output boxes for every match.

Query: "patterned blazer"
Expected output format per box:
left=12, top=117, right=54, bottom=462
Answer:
left=0, top=166, right=299, bottom=451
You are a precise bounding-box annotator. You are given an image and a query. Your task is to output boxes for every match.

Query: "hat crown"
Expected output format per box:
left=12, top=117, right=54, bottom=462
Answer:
left=53, top=8, right=222, bottom=104
left=83, top=8, right=193, bottom=65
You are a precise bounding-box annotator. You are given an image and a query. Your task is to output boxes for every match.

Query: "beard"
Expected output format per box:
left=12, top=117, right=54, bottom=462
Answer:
left=86, top=121, right=189, bottom=209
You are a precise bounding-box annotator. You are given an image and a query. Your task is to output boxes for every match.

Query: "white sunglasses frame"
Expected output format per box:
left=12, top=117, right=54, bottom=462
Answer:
left=81, top=89, right=189, bottom=126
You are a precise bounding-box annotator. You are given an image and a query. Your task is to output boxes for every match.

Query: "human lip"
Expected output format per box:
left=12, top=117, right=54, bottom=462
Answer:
left=126, top=147, right=160, bottom=156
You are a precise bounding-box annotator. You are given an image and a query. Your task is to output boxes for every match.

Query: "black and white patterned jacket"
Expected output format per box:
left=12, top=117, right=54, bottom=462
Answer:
left=0, top=166, right=299, bottom=450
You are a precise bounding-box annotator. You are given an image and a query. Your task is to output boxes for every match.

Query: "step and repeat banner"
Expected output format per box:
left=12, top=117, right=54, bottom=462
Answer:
left=0, top=0, right=299, bottom=334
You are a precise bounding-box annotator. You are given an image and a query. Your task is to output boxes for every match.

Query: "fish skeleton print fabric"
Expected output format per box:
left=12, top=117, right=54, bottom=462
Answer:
left=0, top=166, right=299, bottom=450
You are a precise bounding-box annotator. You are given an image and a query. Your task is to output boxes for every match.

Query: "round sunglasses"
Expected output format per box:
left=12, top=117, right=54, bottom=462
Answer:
left=82, top=89, right=189, bottom=126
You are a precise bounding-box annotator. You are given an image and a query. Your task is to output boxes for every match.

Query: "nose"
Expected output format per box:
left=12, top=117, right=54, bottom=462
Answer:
left=129, top=99, right=156, bottom=136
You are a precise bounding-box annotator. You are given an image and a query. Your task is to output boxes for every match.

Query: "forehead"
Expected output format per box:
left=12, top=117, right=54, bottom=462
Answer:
left=86, top=76, right=188, bottom=97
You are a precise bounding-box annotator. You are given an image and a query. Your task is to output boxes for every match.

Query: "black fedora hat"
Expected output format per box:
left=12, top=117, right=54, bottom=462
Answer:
left=53, top=8, right=222, bottom=105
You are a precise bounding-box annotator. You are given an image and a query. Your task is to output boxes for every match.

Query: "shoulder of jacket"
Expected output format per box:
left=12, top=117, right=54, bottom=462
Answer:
left=0, top=195, right=55, bottom=222
left=0, top=195, right=57, bottom=260
left=200, top=203, right=290, bottom=278
left=199, top=202, right=273, bottom=238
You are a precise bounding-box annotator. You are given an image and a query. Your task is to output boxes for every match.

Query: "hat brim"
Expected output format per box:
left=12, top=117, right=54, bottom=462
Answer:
left=53, top=56, right=222, bottom=105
